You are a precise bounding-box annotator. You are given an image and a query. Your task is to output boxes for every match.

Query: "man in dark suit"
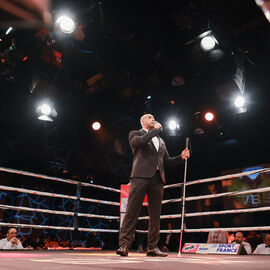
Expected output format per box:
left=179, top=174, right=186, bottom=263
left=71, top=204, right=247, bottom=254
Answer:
left=116, top=114, right=190, bottom=257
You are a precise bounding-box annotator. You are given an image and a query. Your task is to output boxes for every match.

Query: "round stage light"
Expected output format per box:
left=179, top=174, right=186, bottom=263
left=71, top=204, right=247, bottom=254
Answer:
left=40, top=104, right=52, bottom=116
left=234, top=95, right=245, bottom=108
left=200, top=35, right=216, bottom=51
left=92, top=122, right=101, bottom=131
left=55, top=15, right=76, bottom=34
left=205, top=112, right=214, bottom=121
left=168, top=120, right=177, bottom=131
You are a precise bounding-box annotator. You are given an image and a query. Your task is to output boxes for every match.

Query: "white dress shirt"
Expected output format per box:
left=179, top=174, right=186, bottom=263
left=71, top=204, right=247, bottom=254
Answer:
left=143, top=128, right=159, bottom=151
left=0, top=238, right=24, bottom=249
left=232, top=240, right=252, bottom=254
left=253, top=243, right=270, bottom=255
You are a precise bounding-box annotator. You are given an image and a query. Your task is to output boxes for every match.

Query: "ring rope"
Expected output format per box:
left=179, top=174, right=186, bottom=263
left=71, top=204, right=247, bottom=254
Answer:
left=185, top=206, right=270, bottom=217
left=0, top=222, right=74, bottom=230
left=80, top=197, right=120, bottom=206
left=0, top=185, right=120, bottom=206
left=138, top=206, right=270, bottom=220
left=0, top=166, right=120, bottom=193
left=138, top=214, right=181, bottom=220
left=0, top=204, right=119, bottom=220
left=161, top=198, right=182, bottom=204
left=136, top=225, right=270, bottom=234
left=185, top=226, right=270, bottom=233
left=186, top=168, right=270, bottom=187
left=185, top=186, right=270, bottom=202
left=0, top=222, right=119, bottom=232
left=164, top=167, right=270, bottom=189
left=0, top=184, right=76, bottom=200
left=78, top=228, right=119, bottom=233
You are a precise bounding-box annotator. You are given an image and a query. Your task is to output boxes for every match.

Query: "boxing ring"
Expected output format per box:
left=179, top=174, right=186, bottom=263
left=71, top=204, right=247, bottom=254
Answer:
left=0, top=166, right=270, bottom=269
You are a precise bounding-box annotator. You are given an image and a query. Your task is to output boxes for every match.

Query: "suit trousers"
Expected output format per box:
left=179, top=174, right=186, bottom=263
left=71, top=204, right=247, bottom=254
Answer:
left=119, top=171, right=164, bottom=250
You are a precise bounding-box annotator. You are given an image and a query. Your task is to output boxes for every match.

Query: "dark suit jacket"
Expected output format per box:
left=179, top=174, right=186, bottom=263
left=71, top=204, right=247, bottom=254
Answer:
left=129, top=128, right=184, bottom=183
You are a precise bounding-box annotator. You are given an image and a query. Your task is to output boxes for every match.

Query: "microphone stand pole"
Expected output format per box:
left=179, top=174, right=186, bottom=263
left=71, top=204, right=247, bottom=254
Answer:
left=178, top=137, right=189, bottom=256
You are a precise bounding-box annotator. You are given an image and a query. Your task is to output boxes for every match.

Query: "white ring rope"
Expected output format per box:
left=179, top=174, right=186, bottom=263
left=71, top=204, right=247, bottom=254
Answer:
left=138, top=214, right=182, bottom=220
left=78, top=228, right=119, bottom=233
left=80, top=197, right=120, bottom=206
left=0, top=167, right=120, bottom=193
left=185, top=206, right=270, bottom=217
left=0, top=184, right=76, bottom=200
left=164, top=167, right=270, bottom=189
left=0, top=185, right=120, bottom=206
left=136, top=225, right=270, bottom=234
left=0, top=222, right=74, bottom=231
left=0, top=222, right=119, bottom=232
left=186, top=168, right=270, bottom=186
left=185, top=186, right=270, bottom=202
left=0, top=204, right=119, bottom=220
left=159, top=186, right=270, bottom=205
left=161, top=198, right=182, bottom=204
left=138, top=206, right=270, bottom=220
left=185, top=226, right=270, bottom=233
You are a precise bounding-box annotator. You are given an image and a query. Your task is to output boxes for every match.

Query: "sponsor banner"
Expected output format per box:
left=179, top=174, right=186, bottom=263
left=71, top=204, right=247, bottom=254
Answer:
left=182, top=243, right=200, bottom=253
left=182, top=243, right=240, bottom=255
left=120, top=185, right=147, bottom=212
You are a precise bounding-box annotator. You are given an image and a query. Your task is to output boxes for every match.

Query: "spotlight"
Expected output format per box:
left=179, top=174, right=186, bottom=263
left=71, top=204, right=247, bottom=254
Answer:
left=234, top=95, right=245, bottom=108
left=92, top=121, right=101, bottom=131
left=204, top=112, right=215, bottom=122
left=40, top=104, right=51, bottom=116
left=5, top=27, right=13, bottom=35
left=200, top=35, right=216, bottom=51
left=147, top=96, right=152, bottom=100
left=168, top=120, right=180, bottom=131
left=55, top=15, right=76, bottom=34
left=36, top=103, right=57, bottom=122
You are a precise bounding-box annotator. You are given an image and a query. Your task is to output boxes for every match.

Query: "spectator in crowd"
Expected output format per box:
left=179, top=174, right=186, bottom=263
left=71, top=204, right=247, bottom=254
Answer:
left=253, top=233, right=270, bottom=255
left=207, top=219, right=228, bottom=244
left=246, top=231, right=261, bottom=253
left=0, top=227, right=24, bottom=249
left=232, top=232, right=251, bottom=254
left=44, top=236, right=59, bottom=249
left=227, top=232, right=235, bottom=244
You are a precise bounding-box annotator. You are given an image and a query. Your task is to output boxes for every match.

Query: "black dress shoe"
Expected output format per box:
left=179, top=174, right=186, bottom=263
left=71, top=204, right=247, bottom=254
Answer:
left=146, top=247, right=168, bottom=257
left=116, top=245, right=129, bottom=256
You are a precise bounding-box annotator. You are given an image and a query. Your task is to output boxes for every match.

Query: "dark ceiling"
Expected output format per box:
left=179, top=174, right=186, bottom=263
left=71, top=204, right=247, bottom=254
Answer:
left=1, top=0, right=270, bottom=185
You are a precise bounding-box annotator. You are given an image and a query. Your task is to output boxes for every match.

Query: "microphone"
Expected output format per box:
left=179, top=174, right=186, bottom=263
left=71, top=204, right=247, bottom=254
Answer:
left=185, top=137, right=189, bottom=148
left=154, top=121, right=163, bottom=131
left=186, top=137, right=192, bottom=155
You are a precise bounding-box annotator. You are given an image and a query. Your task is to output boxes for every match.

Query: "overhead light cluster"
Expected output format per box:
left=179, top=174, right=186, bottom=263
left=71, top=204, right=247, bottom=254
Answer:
left=55, top=15, right=76, bottom=34
left=234, top=94, right=247, bottom=113
left=198, top=30, right=218, bottom=52
left=36, top=103, right=57, bottom=122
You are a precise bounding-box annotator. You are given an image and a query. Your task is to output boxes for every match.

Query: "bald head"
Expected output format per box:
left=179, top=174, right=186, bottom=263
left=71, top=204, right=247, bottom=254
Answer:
left=235, top=232, right=244, bottom=244
left=140, top=114, right=155, bottom=130
left=263, top=233, right=270, bottom=246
